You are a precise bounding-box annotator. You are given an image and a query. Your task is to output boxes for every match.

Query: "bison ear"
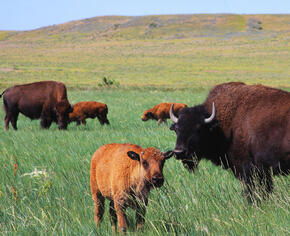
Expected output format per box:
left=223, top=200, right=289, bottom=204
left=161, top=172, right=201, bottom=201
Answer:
left=127, top=151, right=140, bottom=161
left=163, top=150, right=174, bottom=160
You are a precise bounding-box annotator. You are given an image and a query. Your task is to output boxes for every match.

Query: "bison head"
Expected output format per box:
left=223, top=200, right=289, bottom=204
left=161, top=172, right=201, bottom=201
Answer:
left=141, top=111, right=154, bottom=121
left=55, top=100, right=73, bottom=129
left=169, top=103, right=229, bottom=171
left=97, top=107, right=110, bottom=125
left=127, top=148, right=173, bottom=188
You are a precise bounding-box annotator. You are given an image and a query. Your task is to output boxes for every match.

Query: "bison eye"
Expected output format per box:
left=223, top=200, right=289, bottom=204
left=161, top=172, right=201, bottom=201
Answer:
left=142, top=160, right=149, bottom=169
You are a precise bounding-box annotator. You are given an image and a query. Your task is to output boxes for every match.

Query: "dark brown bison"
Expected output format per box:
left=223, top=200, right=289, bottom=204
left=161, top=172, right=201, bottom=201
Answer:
left=170, top=82, right=290, bottom=201
left=0, top=81, right=72, bottom=130
left=142, top=102, right=187, bottom=124
left=69, top=101, right=109, bottom=126
left=90, top=143, right=173, bottom=233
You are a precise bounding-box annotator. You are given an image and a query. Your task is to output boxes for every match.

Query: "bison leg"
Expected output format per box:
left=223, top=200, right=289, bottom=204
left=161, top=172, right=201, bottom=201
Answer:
left=4, top=114, right=10, bottom=130
left=257, top=167, right=274, bottom=198
left=136, top=198, right=148, bottom=231
left=97, top=115, right=110, bottom=125
left=76, top=120, right=81, bottom=126
left=5, top=110, right=18, bottom=130
left=114, top=199, right=127, bottom=233
left=10, top=112, right=19, bottom=130
left=93, top=192, right=105, bottom=226
left=81, top=120, right=87, bottom=126
left=241, top=166, right=274, bottom=203
left=40, top=117, right=52, bottom=129
left=40, top=106, right=52, bottom=129
left=109, top=200, right=117, bottom=232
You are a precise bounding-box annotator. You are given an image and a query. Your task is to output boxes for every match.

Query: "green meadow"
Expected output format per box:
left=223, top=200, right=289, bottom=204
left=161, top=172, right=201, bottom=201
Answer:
left=0, top=14, right=289, bottom=235
left=0, top=90, right=289, bottom=235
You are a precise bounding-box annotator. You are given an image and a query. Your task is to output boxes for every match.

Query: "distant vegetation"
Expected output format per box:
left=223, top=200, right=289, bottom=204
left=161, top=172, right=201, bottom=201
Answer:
left=0, top=14, right=289, bottom=90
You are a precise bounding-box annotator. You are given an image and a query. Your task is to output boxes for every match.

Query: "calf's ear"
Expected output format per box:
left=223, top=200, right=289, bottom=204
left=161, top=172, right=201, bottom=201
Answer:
left=163, top=150, right=174, bottom=160
left=127, top=151, right=140, bottom=161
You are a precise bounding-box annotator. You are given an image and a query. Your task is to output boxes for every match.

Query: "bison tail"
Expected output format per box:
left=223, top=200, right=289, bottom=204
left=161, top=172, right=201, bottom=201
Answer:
left=0, top=90, right=5, bottom=98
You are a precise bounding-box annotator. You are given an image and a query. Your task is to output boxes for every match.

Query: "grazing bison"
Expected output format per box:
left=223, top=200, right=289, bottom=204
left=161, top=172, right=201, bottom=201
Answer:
left=69, top=101, right=109, bottom=126
left=90, top=143, right=173, bottom=233
left=169, top=82, right=290, bottom=201
left=1, top=81, right=72, bottom=130
left=142, top=102, right=187, bottom=124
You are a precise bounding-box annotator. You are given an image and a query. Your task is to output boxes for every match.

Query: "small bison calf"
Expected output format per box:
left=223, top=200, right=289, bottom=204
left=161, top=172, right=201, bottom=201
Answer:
left=69, top=101, right=109, bottom=126
left=90, top=143, right=173, bottom=233
left=142, top=102, right=187, bottom=125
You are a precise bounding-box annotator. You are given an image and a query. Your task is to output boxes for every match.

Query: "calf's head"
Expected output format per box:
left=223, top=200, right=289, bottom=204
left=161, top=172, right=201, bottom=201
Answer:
left=141, top=110, right=154, bottom=121
left=127, top=148, right=173, bottom=187
left=56, top=100, right=73, bottom=129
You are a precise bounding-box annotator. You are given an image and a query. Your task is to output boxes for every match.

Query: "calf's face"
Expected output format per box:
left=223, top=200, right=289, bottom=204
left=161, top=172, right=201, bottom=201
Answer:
left=141, top=111, right=154, bottom=121
left=127, top=148, right=173, bottom=187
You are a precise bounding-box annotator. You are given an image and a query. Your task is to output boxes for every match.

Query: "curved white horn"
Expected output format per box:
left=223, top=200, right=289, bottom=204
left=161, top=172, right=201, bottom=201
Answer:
left=170, top=104, right=178, bottom=123
left=204, top=102, right=216, bottom=123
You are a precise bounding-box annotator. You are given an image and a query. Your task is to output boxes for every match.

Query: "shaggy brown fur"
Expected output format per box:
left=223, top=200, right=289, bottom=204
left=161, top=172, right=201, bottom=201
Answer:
left=170, top=82, right=289, bottom=201
left=69, top=101, right=109, bottom=126
left=90, top=143, right=173, bottom=233
left=142, top=102, right=187, bottom=124
left=204, top=82, right=290, bottom=197
left=1, top=81, right=72, bottom=130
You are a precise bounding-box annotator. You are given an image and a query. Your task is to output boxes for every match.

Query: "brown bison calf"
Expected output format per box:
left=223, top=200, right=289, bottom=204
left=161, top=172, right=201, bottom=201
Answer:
left=69, top=101, right=109, bottom=126
left=142, top=102, right=187, bottom=124
left=90, top=143, right=173, bottom=233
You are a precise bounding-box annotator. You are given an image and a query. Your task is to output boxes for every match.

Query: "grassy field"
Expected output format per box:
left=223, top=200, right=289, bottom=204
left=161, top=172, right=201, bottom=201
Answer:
left=0, top=14, right=289, bottom=235
left=0, top=90, right=289, bottom=235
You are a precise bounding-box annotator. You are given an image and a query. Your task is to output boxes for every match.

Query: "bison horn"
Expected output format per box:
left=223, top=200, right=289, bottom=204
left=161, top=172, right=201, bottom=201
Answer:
left=170, top=104, right=178, bottom=123
left=204, top=102, right=216, bottom=123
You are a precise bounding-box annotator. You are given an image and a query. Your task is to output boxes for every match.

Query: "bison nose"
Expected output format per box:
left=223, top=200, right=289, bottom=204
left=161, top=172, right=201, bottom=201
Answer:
left=173, top=149, right=186, bottom=160
left=152, top=176, right=164, bottom=187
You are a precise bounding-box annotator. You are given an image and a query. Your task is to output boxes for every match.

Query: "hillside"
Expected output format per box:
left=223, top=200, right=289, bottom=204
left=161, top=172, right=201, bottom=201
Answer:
left=0, top=14, right=289, bottom=89
left=1, top=14, right=289, bottom=42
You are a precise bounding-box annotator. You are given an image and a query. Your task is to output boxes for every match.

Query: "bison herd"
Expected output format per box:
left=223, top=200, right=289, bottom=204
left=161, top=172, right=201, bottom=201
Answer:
left=1, top=80, right=289, bottom=233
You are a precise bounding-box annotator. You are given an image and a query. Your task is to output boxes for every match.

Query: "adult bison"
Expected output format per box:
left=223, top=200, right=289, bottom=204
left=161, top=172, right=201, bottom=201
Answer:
left=69, top=101, right=109, bottom=126
left=1, top=81, right=73, bottom=130
left=169, top=82, right=290, bottom=200
left=142, top=102, right=187, bottom=125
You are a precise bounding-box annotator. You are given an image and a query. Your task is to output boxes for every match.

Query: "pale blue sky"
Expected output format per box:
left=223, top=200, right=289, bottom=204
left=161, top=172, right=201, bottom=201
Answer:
left=0, top=0, right=289, bottom=31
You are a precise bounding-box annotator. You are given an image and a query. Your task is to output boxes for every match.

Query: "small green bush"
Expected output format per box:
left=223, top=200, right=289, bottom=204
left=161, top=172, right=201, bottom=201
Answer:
left=98, top=76, right=120, bottom=87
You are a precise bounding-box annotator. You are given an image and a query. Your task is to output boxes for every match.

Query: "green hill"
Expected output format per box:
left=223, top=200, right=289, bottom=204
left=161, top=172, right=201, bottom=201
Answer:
left=1, top=14, right=289, bottom=42
left=0, top=14, right=289, bottom=89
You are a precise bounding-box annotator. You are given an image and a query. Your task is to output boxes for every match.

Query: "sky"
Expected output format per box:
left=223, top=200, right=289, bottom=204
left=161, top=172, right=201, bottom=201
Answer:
left=0, top=0, right=289, bottom=31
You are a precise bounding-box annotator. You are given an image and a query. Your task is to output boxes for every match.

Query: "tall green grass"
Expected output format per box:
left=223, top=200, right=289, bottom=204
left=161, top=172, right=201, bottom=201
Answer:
left=0, top=90, right=289, bottom=235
